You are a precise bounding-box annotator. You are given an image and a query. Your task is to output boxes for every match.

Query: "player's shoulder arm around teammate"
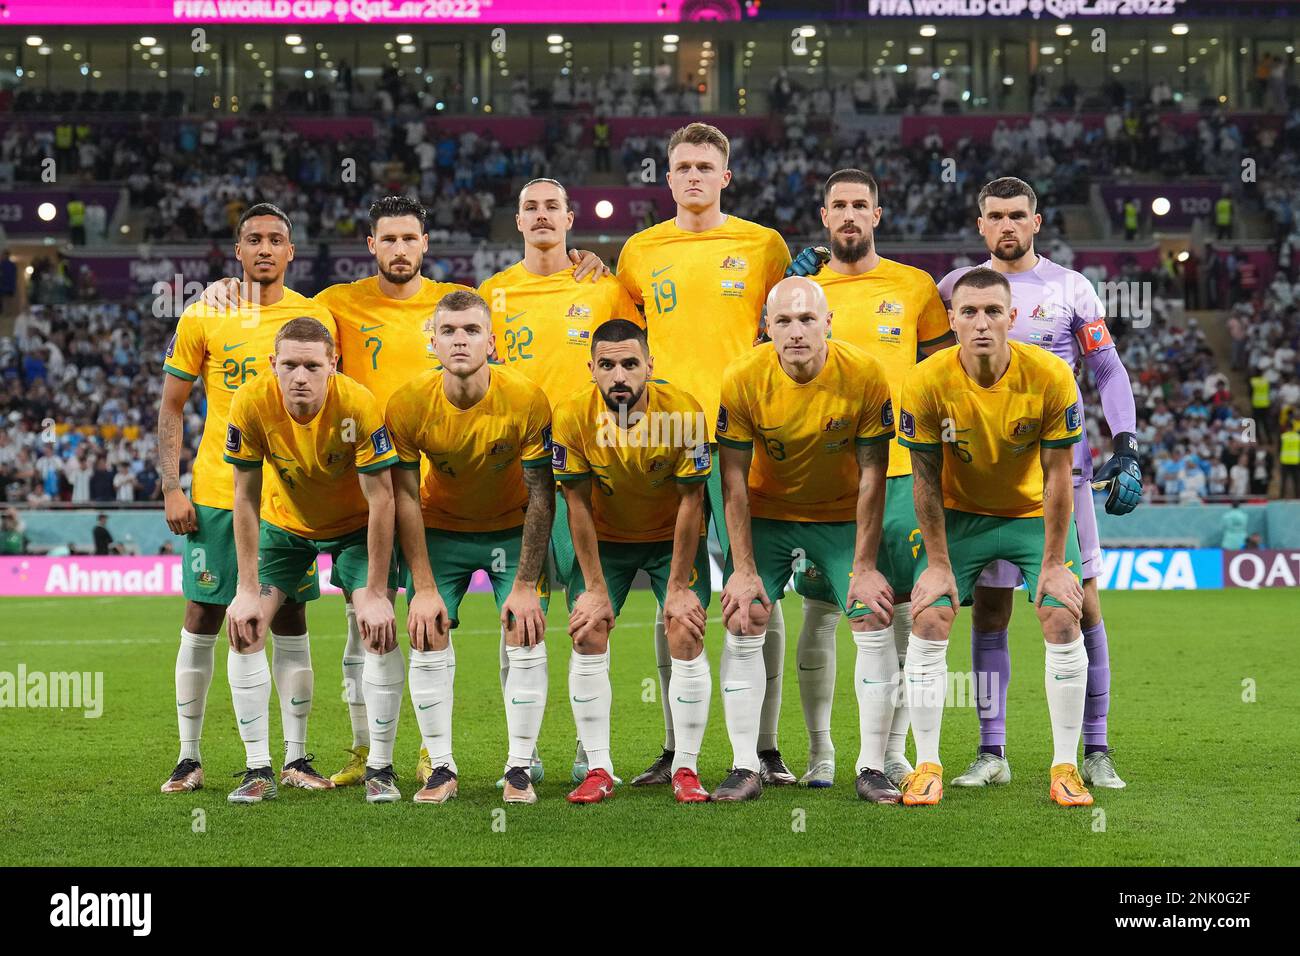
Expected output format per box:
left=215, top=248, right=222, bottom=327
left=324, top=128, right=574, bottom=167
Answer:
left=607, top=277, right=647, bottom=329
left=163, top=305, right=208, bottom=382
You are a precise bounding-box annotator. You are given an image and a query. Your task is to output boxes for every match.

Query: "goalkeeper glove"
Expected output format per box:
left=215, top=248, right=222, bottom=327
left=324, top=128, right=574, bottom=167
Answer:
left=785, top=245, right=830, bottom=278
left=1091, top=431, right=1143, bottom=515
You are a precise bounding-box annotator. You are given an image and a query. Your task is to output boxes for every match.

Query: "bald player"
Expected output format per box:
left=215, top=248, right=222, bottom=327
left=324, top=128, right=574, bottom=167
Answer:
left=783, top=168, right=953, bottom=789
left=714, top=277, right=896, bottom=803
left=937, top=177, right=1139, bottom=791
left=616, top=121, right=798, bottom=788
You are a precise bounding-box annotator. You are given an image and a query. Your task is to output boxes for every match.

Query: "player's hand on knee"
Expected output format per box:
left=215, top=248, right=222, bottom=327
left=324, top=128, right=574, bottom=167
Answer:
left=847, top=568, right=894, bottom=625
left=1035, top=561, right=1083, bottom=620
left=912, top=564, right=959, bottom=615
left=502, top=583, right=546, bottom=647
left=722, top=570, right=770, bottom=634
left=200, top=276, right=241, bottom=312
left=227, top=590, right=267, bottom=651
left=663, top=585, right=706, bottom=640
left=569, top=248, right=610, bottom=282
left=407, top=590, right=449, bottom=652
left=355, top=587, right=397, bottom=653
left=569, top=589, right=615, bottom=638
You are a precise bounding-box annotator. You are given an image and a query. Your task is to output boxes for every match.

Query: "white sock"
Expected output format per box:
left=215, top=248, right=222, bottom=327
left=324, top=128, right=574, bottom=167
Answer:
left=668, top=652, right=711, bottom=773
left=569, top=650, right=611, bottom=774
left=797, top=598, right=840, bottom=759
left=757, top=600, right=785, bottom=752
left=886, top=602, right=913, bottom=760
left=1044, top=634, right=1088, bottom=768
left=409, top=648, right=455, bottom=775
left=653, top=605, right=676, bottom=751
left=904, top=633, right=948, bottom=767
left=504, top=642, right=548, bottom=767
left=228, top=649, right=272, bottom=769
left=362, top=649, right=405, bottom=769
left=342, top=605, right=368, bottom=749
left=272, top=631, right=312, bottom=764
left=497, top=627, right=509, bottom=691
left=720, top=632, right=766, bottom=772
left=175, top=628, right=217, bottom=763
left=853, top=626, right=898, bottom=773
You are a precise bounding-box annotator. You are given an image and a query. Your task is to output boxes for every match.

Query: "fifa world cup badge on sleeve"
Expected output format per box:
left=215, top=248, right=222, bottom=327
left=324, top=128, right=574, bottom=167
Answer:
left=717, top=404, right=729, bottom=434
left=881, top=398, right=894, bottom=429
left=1066, top=403, right=1081, bottom=432
left=542, top=424, right=553, bottom=451
left=370, top=426, right=393, bottom=456
left=551, top=442, right=568, bottom=471
left=225, top=423, right=242, bottom=453
left=692, top=444, right=711, bottom=473
left=899, top=409, right=916, bottom=440
left=165, top=333, right=177, bottom=359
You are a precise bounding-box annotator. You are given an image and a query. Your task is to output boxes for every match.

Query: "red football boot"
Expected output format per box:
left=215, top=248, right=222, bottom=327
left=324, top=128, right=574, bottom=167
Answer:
left=567, top=768, right=615, bottom=804
left=672, top=767, right=710, bottom=803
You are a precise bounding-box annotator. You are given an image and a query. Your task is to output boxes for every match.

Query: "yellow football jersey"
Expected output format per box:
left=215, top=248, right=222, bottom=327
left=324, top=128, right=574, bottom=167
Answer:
left=812, top=258, right=951, bottom=479
left=164, top=288, right=338, bottom=511
left=478, top=261, right=643, bottom=406
left=316, top=275, right=473, bottom=411
left=716, top=340, right=894, bottom=523
left=551, top=381, right=712, bottom=542
left=616, top=215, right=790, bottom=440
left=385, top=364, right=552, bottom=532
left=898, top=340, right=1082, bottom=519
left=224, top=371, right=397, bottom=539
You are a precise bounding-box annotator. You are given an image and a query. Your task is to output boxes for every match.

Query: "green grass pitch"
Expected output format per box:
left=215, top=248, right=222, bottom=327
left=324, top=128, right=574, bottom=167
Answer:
left=0, top=589, right=1294, bottom=866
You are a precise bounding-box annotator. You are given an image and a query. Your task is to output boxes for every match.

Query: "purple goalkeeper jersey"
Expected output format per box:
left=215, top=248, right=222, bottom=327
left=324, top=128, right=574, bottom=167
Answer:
left=937, top=255, right=1134, bottom=483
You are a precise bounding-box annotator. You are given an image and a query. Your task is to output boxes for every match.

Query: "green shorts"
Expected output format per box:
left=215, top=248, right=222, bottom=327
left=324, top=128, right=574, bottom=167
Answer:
left=551, top=486, right=577, bottom=595
left=794, top=473, right=920, bottom=604
left=914, top=509, right=1084, bottom=610
left=724, top=516, right=875, bottom=621
left=260, top=521, right=397, bottom=596
left=565, top=535, right=712, bottom=614
left=706, top=456, right=729, bottom=558
left=406, top=525, right=551, bottom=629
left=183, top=503, right=319, bottom=606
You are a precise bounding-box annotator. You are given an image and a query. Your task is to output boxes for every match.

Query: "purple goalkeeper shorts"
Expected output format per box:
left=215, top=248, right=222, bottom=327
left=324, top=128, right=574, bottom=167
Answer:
left=976, top=481, right=1103, bottom=588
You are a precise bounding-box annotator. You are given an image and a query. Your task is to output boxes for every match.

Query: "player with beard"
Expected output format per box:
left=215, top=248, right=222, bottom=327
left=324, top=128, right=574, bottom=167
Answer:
left=550, top=320, right=714, bottom=804
left=159, top=203, right=338, bottom=794
left=615, top=122, right=798, bottom=789
left=936, top=177, right=1140, bottom=791
left=782, top=169, right=952, bottom=791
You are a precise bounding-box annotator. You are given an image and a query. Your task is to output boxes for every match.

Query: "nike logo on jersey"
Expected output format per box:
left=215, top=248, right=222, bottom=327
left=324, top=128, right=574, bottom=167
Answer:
left=359, top=324, right=383, bottom=333
left=651, top=266, right=672, bottom=277
left=756, top=424, right=782, bottom=431
left=506, top=312, right=526, bottom=323
left=270, top=453, right=293, bottom=462
left=223, top=342, right=247, bottom=352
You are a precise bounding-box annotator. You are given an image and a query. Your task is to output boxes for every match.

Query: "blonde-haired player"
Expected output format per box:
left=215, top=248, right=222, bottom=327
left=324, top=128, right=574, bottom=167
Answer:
left=897, top=267, right=1092, bottom=808
left=387, top=290, right=555, bottom=806
left=223, top=318, right=398, bottom=802
left=616, top=121, right=798, bottom=787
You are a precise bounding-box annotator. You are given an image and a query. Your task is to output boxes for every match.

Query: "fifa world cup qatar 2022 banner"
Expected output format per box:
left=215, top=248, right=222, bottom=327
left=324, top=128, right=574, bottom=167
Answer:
left=0, top=0, right=712, bottom=25
left=3, top=550, right=1298, bottom=597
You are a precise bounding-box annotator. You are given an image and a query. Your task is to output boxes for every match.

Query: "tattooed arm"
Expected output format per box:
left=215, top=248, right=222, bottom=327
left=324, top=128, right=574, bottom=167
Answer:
left=158, top=374, right=197, bottom=534
left=909, top=444, right=959, bottom=613
left=500, top=463, right=555, bottom=646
